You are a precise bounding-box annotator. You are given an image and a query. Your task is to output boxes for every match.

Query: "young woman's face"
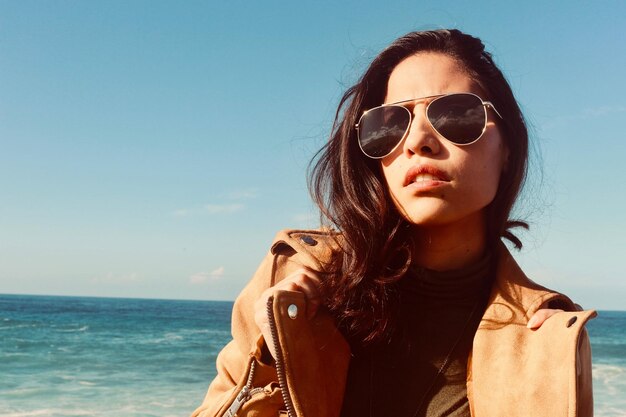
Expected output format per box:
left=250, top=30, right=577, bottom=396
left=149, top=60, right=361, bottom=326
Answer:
left=380, top=52, right=508, bottom=228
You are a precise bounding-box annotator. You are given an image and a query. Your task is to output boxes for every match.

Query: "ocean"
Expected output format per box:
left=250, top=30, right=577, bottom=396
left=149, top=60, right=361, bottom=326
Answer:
left=0, top=294, right=624, bottom=417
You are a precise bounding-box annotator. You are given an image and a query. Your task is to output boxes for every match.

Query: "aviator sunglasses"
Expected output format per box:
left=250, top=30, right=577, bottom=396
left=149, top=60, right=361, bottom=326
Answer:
left=355, top=92, right=503, bottom=159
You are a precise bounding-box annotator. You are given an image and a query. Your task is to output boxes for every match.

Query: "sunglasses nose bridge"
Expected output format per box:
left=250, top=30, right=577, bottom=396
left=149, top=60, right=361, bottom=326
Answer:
left=403, top=104, right=442, bottom=155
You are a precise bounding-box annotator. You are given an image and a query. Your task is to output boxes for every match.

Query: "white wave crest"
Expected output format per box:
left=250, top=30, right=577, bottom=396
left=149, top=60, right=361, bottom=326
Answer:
left=593, top=363, right=626, bottom=416
left=0, top=409, right=97, bottom=417
left=57, top=325, right=89, bottom=333
left=594, top=364, right=626, bottom=391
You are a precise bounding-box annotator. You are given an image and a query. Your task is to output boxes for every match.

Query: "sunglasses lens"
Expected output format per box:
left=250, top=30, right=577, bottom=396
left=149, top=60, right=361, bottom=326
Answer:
left=428, top=94, right=486, bottom=144
left=358, top=106, right=410, bottom=158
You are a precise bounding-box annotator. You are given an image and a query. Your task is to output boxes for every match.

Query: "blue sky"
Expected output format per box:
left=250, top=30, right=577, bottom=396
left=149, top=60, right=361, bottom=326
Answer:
left=1, top=1, right=625, bottom=309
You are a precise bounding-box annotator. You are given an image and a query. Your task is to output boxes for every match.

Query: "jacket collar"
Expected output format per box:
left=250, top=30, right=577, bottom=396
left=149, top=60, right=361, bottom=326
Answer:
left=481, top=242, right=575, bottom=327
left=268, top=229, right=581, bottom=417
left=271, top=229, right=574, bottom=323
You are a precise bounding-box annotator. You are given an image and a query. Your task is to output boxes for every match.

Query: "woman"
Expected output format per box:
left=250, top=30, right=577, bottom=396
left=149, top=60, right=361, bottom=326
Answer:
left=192, top=29, right=595, bottom=417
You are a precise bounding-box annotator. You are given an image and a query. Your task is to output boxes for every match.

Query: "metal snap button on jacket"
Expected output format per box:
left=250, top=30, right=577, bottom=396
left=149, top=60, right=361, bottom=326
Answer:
left=299, top=235, right=317, bottom=246
left=287, top=304, right=298, bottom=319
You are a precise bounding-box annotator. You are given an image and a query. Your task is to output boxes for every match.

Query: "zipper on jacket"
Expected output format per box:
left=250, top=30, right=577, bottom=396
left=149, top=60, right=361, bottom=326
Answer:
left=223, top=360, right=264, bottom=417
left=267, top=295, right=296, bottom=417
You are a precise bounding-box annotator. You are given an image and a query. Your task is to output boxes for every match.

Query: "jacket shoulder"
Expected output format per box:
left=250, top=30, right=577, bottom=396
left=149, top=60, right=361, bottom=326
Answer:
left=489, top=243, right=580, bottom=322
left=232, top=228, right=340, bottom=313
left=472, top=244, right=596, bottom=416
left=268, top=228, right=341, bottom=270
left=191, top=230, right=340, bottom=417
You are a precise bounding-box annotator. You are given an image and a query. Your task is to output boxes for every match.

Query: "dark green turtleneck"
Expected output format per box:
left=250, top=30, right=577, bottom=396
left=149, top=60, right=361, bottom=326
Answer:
left=340, top=252, right=494, bottom=417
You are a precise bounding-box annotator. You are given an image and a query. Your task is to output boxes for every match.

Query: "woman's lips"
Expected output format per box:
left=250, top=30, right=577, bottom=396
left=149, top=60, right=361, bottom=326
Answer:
left=403, top=165, right=451, bottom=188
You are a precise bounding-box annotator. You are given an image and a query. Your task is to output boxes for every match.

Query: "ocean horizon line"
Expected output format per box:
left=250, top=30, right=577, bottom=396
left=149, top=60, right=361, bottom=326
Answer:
left=0, top=292, right=235, bottom=304
left=1, top=292, right=625, bottom=312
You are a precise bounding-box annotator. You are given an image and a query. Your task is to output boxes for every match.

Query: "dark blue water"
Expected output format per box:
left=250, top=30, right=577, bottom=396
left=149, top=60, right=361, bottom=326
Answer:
left=0, top=294, right=232, bottom=417
left=0, top=294, right=624, bottom=416
left=586, top=310, right=626, bottom=416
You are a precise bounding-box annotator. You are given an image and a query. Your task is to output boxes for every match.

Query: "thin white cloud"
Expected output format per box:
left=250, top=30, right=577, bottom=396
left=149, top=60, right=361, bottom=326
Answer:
left=172, top=187, right=257, bottom=217
left=544, top=105, right=626, bottom=131
left=189, top=272, right=209, bottom=284
left=171, top=203, right=244, bottom=217
left=227, top=189, right=258, bottom=200
left=582, top=105, right=626, bottom=118
left=189, top=266, right=225, bottom=284
left=205, top=203, right=244, bottom=214
left=292, top=212, right=317, bottom=224
left=91, top=272, right=141, bottom=284
left=210, top=266, right=225, bottom=278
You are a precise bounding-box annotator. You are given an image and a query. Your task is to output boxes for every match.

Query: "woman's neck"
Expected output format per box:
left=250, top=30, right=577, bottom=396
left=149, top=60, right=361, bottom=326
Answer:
left=410, top=212, right=488, bottom=272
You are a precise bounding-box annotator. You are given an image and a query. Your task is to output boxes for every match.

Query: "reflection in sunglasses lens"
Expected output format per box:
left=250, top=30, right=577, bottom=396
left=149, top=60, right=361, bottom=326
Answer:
left=358, top=94, right=488, bottom=158
left=429, top=95, right=485, bottom=144
left=360, top=106, right=410, bottom=157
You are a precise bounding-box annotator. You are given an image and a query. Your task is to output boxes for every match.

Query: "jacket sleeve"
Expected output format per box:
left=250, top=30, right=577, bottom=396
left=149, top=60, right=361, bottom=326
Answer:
left=190, top=242, right=313, bottom=417
left=575, top=318, right=595, bottom=417
left=549, top=300, right=595, bottom=416
left=190, top=251, right=281, bottom=417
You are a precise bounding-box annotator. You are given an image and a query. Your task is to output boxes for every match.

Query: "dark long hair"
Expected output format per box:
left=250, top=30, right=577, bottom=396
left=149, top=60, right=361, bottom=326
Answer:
left=309, top=29, right=529, bottom=342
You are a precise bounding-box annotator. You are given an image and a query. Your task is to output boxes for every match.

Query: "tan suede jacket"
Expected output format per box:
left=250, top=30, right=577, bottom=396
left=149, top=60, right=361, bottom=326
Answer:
left=192, top=229, right=596, bottom=417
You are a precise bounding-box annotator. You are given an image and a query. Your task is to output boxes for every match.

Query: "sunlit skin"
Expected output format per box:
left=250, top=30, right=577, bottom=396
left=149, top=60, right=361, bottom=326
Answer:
left=380, top=52, right=508, bottom=272
left=254, top=54, right=560, bottom=361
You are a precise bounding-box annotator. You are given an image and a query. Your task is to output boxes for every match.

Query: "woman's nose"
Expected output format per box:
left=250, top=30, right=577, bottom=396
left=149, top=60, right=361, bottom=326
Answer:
left=402, top=106, right=441, bottom=156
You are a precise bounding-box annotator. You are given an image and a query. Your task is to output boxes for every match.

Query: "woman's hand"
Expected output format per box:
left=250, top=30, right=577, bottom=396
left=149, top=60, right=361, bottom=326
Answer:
left=254, top=268, right=322, bottom=360
left=527, top=308, right=564, bottom=329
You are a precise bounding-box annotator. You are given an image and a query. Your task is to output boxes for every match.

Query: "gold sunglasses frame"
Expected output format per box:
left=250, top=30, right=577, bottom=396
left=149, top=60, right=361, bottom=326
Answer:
left=355, top=92, right=504, bottom=159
